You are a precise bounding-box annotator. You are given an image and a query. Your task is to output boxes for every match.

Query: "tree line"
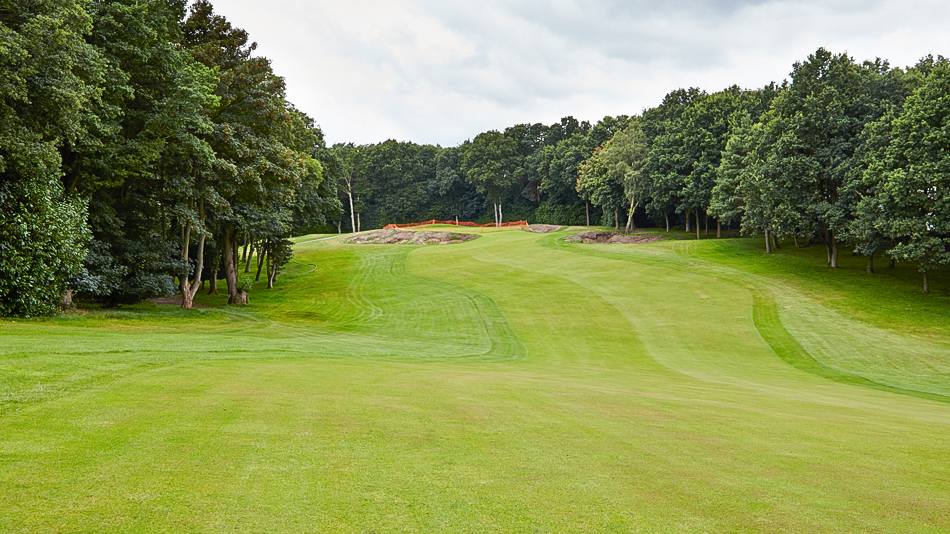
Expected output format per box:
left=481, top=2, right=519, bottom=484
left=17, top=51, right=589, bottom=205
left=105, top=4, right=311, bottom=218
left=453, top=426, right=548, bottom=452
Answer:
left=325, top=115, right=631, bottom=234
left=327, top=49, right=950, bottom=293
left=1, top=0, right=344, bottom=316
left=5, top=0, right=949, bottom=321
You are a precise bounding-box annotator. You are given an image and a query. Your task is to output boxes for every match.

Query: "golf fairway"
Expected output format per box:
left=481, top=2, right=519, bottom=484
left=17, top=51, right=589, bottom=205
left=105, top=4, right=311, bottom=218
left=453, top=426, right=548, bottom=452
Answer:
left=1, top=228, right=948, bottom=533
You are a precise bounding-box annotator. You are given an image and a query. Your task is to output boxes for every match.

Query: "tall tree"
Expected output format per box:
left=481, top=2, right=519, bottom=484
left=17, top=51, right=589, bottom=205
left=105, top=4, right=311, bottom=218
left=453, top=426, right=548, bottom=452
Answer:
left=183, top=0, right=301, bottom=305
left=863, top=61, right=950, bottom=292
left=461, top=131, right=519, bottom=226
left=577, top=125, right=650, bottom=232
left=643, top=88, right=704, bottom=232
left=69, top=0, right=216, bottom=308
left=0, top=0, right=102, bottom=316
left=758, top=49, right=892, bottom=266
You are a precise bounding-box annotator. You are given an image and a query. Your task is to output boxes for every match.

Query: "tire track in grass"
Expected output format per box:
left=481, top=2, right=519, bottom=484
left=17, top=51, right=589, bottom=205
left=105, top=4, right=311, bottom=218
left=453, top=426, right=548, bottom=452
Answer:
left=346, top=248, right=386, bottom=325
left=392, top=247, right=526, bottom=362
left=270, top=244, right=525, bottom=362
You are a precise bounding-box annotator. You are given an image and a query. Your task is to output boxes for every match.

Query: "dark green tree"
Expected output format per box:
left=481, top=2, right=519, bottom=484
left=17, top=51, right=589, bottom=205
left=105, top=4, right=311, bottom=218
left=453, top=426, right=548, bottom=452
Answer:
left=0, top=0, right=102, bottom=316
left=461, top=131, right=520, bottom=226
left=862, top=61, right=950, bottom=292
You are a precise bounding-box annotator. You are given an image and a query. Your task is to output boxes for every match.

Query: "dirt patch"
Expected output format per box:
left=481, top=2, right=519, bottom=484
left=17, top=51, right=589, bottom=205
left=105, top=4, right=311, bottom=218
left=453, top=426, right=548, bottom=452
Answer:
left=523, top=224, right=563, bottom=233
left=606, top=234, right=665, bottom=244
left=562, top=231, right=665, bottom=244
left=147, top=296, right=212, bottom=309
left=346, top=229, right=479, bottom=245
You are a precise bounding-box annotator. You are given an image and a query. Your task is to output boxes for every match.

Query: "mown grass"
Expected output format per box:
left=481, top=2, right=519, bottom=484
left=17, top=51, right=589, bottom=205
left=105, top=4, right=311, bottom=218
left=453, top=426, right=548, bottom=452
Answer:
left=1, top=228, right=949, bottom=533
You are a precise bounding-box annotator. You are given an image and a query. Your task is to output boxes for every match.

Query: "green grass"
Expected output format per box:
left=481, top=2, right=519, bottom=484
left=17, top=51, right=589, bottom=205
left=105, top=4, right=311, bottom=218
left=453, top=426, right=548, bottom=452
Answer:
left=2, top=228, right=949, bottom=532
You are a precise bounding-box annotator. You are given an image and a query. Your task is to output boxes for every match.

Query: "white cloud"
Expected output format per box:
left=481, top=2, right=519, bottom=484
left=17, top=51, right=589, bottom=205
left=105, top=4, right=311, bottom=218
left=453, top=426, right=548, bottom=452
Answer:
left=208, top=0, right=950, bottom=146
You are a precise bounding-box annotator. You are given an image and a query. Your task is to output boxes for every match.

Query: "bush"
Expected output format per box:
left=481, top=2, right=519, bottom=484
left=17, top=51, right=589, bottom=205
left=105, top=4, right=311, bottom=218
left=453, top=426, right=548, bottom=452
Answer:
left=238, top=275, right=254, bottom=294
left=0, top=180, right=90, bottom=317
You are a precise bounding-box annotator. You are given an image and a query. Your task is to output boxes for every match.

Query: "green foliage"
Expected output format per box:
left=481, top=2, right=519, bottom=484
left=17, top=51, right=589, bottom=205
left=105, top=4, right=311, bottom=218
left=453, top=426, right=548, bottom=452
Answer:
left=238, top=275, right=254, bottom=293
left=0, top=180, right=90, bottom=317
left=0, top=0, right=102, bottom=316
left=460, top=130, right=520, bottom=203
left=76, top=237, right=185, bottom=307
left=865, top=61, right=950, bottom=277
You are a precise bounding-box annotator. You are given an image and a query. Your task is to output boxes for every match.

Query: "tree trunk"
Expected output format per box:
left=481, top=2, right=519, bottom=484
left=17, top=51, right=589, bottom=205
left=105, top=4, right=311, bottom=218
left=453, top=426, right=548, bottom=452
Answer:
left=269, top=254, right=278, bottom=288
left=832, top=243, right=839, bottom=267
left=266, top=254, right=274, bottom=289
left=614, top=206, right=619, bottom=230
left=923, top=271, right=929, bottom=294
left=179, top=221, right=191, bottom=307
left=624, top=199, right=637, bottom=234
left=685, top=212, right=690, bottom=233
left=586, top=202, right=590, bottom=226
left=336, top=220, right=341, bottom=234
left=61, top=290, right=73, bottom=310
left=207, top=270, right=218, bottom=295
left=824, top=230, right=838, bottom=267
left=499, top=203, right=503, bottom=226
left=665, top=213, right=669, bottom=232
left=232, top=238, right=239, bottom=284
left=695, top=210, right=700, bottom=240
left=867, top=252, right=875, bottom=275
left=181, top=232, right=205, bottom=309
left=255, top=246, right=266, bottom=282
left=181, top=285, right=194, bottom=309
left=244, top=241, right=254, bottom=273
left=889, top=258, right=896, bottom=269
left=716, top=219, right=721, bottom=239
left=357, top=212, right=361, bottom=232
left=347, top=183, right=356, bottom=233
left=765, top=229, right=772, bottom=253
left=180, top=200, right=206, bottom=309
left=223, top=228, right=239, bottom=305
left=705, top=214, right=709, bottom=236
left=770, top=232, right=780, bottom=250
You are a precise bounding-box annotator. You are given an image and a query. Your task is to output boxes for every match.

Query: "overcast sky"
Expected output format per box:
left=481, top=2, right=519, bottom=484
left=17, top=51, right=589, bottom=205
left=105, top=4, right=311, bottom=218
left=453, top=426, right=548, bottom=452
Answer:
left=208, top=0, right=950, bottom=146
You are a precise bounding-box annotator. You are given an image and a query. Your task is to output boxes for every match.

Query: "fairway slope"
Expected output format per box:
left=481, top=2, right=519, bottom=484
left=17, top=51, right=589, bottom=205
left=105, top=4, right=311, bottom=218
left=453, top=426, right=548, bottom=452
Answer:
left=1, top=229, right=949, bottom=533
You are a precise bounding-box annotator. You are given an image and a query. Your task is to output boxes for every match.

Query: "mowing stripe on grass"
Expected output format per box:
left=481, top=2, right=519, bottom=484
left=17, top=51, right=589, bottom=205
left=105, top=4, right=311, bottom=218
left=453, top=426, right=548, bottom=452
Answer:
left=750, top=287, right=950, bottom=404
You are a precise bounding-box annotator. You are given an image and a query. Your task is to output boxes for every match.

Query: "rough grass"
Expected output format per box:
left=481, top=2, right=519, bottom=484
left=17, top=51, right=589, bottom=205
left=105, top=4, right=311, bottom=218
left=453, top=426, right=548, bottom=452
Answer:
left=1, top=228, right=949, bottom=533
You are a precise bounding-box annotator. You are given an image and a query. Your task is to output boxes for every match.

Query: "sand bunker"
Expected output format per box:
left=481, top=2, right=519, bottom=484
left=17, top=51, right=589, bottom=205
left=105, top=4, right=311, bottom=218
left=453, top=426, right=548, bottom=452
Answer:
left=562, top=231, right=665, bottom=244
left=523, top=224, right=563, bottom=233
left=346, top=229, right=479, bottom=245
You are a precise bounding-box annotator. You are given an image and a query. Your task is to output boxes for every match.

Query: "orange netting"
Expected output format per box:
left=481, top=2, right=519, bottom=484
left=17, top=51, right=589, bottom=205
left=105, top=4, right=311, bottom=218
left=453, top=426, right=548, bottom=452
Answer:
left=383, top=219, right=529, bottom=229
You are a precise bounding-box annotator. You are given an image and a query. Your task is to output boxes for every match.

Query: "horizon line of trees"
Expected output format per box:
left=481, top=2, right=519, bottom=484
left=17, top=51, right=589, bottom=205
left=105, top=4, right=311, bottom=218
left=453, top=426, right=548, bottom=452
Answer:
left=326, top=48, right=950, bottom=293
left=5, top=0, right=950, bottom=321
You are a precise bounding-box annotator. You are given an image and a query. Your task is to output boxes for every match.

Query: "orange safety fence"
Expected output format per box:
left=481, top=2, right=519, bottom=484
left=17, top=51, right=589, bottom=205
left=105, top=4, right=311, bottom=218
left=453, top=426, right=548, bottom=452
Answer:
left=384, top=219, right=529, bottom=229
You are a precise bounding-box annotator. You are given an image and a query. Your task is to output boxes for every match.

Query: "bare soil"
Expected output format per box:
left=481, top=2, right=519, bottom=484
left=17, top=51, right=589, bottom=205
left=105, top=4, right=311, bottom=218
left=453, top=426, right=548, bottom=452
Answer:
left=562, top=231, right=665, bottom=244
left=524, top=224, right=563, bottom=233
left=346, top=229, right=479, bottom=245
